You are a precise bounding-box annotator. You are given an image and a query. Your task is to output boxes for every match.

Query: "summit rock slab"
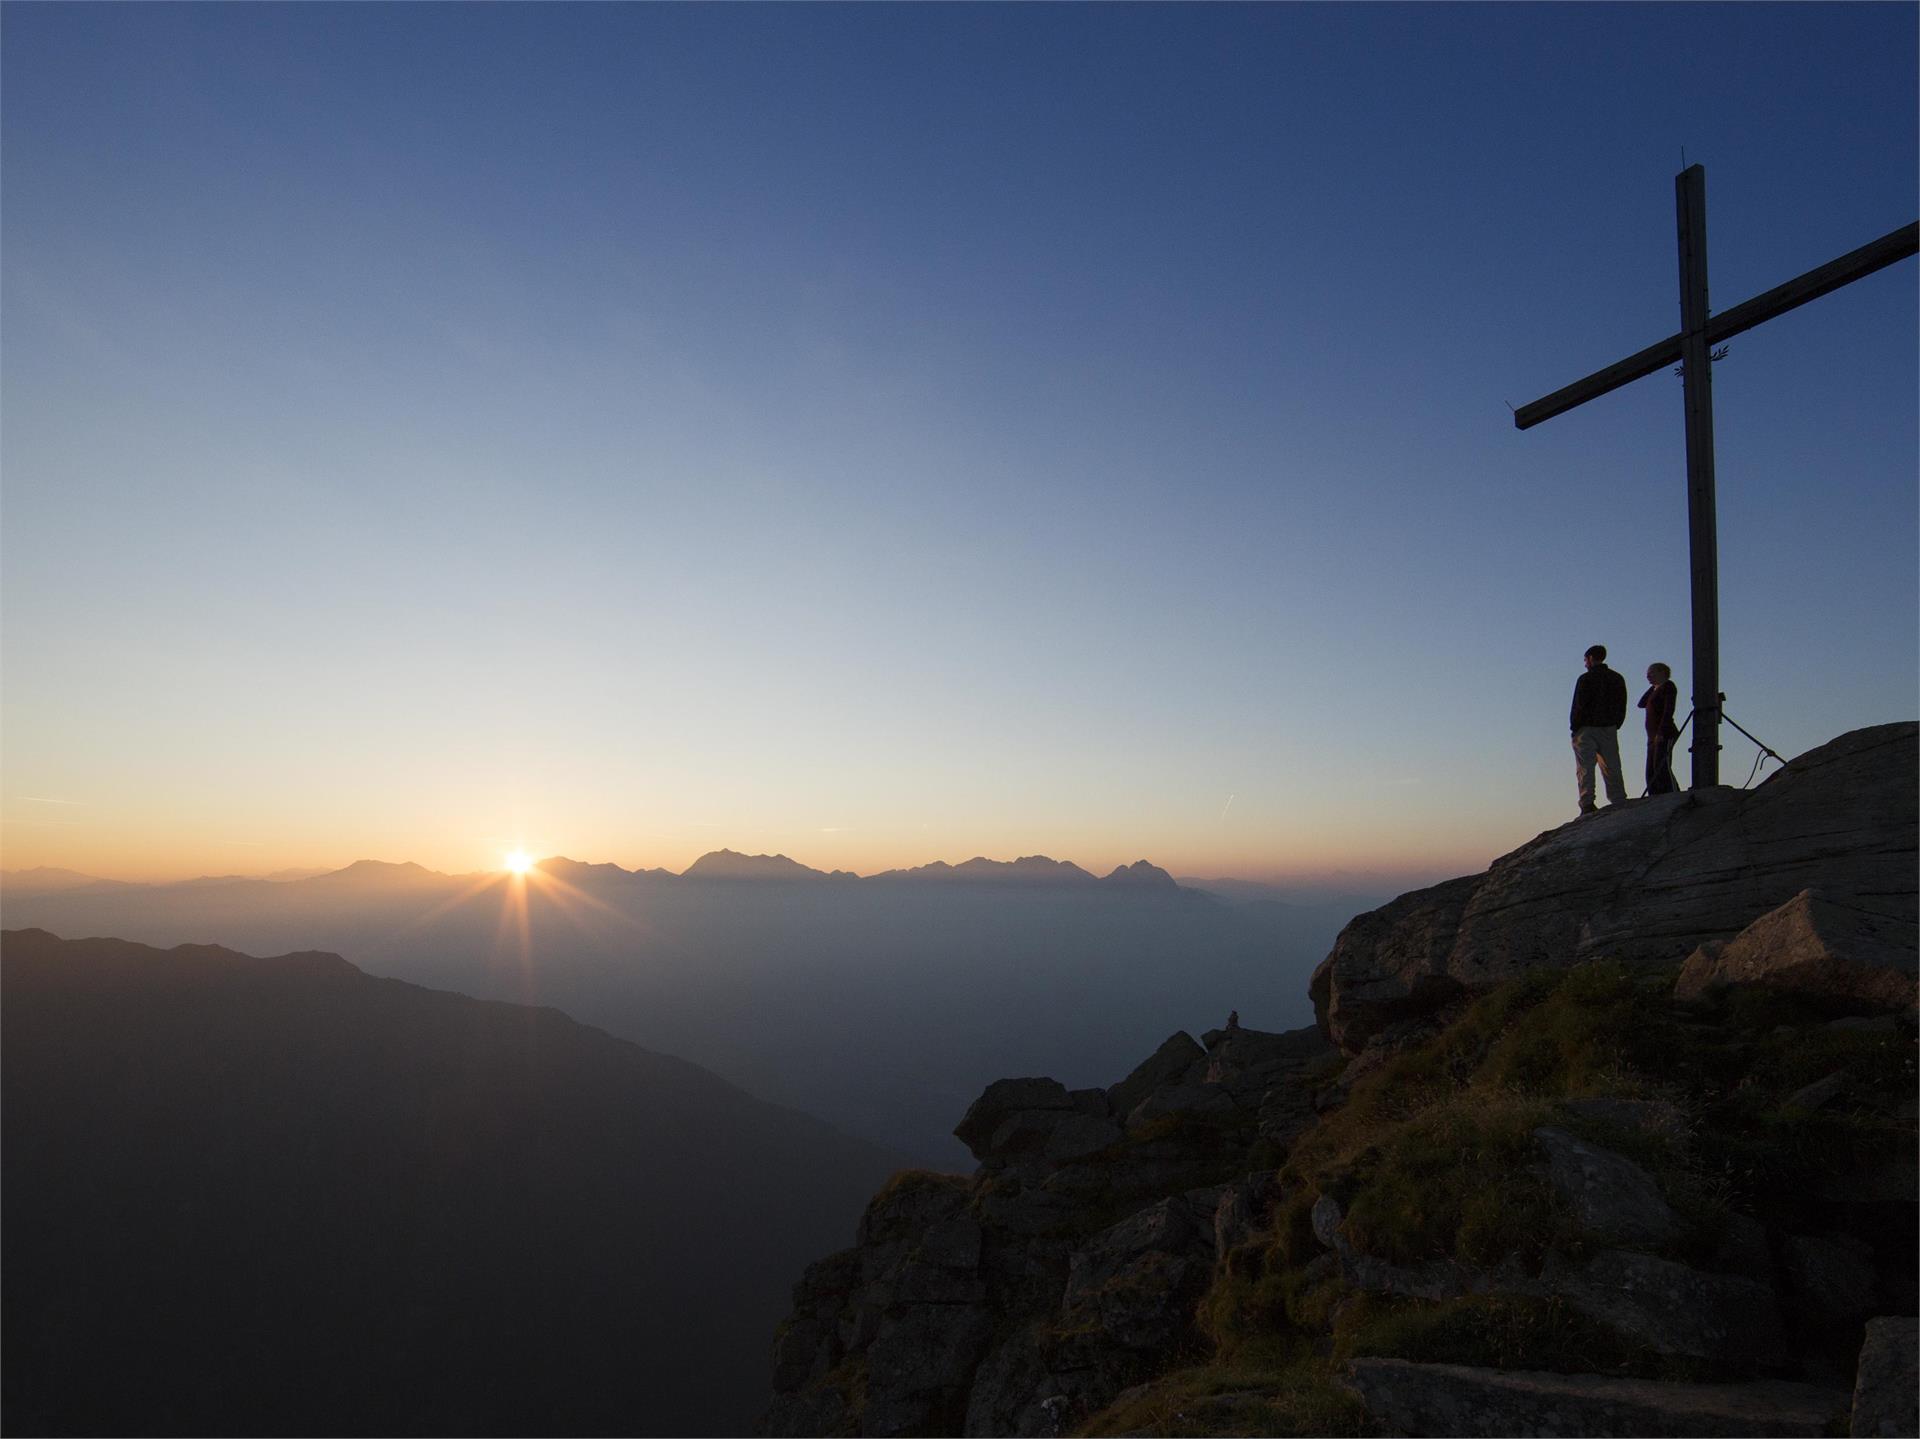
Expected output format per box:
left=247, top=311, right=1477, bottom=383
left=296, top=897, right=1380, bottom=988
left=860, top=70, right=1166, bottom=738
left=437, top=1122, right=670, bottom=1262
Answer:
left=1343, top=1358, right=1849, bottom=1438
left=1313, top=723, right=1918, bottom=1052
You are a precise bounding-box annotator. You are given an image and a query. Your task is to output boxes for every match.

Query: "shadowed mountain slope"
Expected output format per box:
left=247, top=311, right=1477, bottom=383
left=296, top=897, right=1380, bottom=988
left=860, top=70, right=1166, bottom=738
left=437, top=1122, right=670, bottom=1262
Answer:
left=1, top=928, right=903, bottom=1437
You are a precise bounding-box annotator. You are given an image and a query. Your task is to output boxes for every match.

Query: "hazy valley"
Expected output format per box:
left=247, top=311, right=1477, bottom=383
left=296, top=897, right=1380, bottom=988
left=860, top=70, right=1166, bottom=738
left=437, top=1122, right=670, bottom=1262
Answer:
left=0, top=855, right=1371, bottom=1167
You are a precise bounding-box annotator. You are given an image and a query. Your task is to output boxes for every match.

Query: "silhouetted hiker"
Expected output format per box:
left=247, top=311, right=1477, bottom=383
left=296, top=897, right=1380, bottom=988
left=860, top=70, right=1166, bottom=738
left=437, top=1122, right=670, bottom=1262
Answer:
left=1226, top=1009, right=1241, bottom=1031
left=1569, top=644, right=1630, bottom=814
left=1640, top=661, right=1681, bottom=795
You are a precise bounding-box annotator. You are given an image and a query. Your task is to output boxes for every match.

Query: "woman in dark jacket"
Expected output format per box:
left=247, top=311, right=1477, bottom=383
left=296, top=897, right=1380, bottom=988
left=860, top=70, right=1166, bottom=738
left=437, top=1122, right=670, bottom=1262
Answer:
left=1640, top=662, right=1681, bottom=795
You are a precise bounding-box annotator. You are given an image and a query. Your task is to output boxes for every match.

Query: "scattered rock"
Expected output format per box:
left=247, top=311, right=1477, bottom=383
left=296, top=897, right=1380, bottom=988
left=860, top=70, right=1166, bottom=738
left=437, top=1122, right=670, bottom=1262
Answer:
left=1200, top=1024, right=1334, bottom=1065
left=863, top=1299, right=996, bottom=1433
left=1534, top=1126, right=1680, bottom=1245
left=1783, top=1233, right=1879, bottom=1333
left=1062, top=1189, right=1221, bottom=1351
left=1342, top=1357, right=1849, bottom=1437
left=988, top=1109, right=1123, bottom=1169
left=1310, top=1192, right=1344, bottom=1252
left=1254, top=1082, right=1320, bottom=1154
left=1106, top=1032, right=1206, bottom=1119
left=1538, top=1249, right=1786, bottom=1366
left=1710, top=1212, right=1774, bottom=1280
left=1124, top=1080, right=1238, bottom=1130
left=1782, top=1072, right=1848, bottom=1112
left=1827, top=1014, right=1903, bottom=1035
left=1212, top=1171, right=1283, bottom=1265
left=1307, top=1191, right=1512, bottom=1301
left=1067, top=1087, right=1113, bottom=1117
left=961, top=1325, right=1129, bottom=1437
left=1561, top=1095, right=1690, bottom=1140
left=1674, top=888, right=1918, bottom=1012
left=1850, top=1316, right=1919, bottom=1438
left=1811, top=1156, right=1920, bottom=1205
left=955, top=1078, right=1075, bottom=1159
left=1310, top=874, right=1478, bottom=1050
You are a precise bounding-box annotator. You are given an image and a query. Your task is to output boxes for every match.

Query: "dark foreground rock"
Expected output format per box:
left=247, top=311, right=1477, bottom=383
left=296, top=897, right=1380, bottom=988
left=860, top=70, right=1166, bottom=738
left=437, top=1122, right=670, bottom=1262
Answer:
left=761, top=1023, right=1328, bottom=1436
left=1312, top=723, right=1918, bottom=1051
left=1533, top=1126, right=1680, bottom=1245
left=1537, top=1249, right=1788, bottom=1366
left=766, top=723, right=1917, bottom=1437
left=1342, top=1358, right=1851, bottom=1437
left=1850, top=1317, right=1919, bottom=1438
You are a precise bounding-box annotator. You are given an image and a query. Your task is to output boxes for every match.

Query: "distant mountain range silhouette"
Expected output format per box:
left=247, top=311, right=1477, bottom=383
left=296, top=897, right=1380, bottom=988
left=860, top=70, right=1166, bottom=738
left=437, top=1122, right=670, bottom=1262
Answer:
left=4, top=850, right=1186, bottom=892
left=1, top=927, right=902, bottom=1436
left=1, top=858, right=1371, bottom=1165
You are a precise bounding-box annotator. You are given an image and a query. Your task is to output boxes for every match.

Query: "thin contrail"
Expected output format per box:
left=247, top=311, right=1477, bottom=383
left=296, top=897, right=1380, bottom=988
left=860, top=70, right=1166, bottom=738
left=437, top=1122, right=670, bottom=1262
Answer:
left=1219, top=793, right=1236, bottom=821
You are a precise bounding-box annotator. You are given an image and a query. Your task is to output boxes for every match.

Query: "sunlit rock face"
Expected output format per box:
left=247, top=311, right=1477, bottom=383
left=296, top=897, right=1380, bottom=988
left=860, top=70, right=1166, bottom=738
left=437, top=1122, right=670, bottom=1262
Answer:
left=1312, top=722, right=1918, bottom=1053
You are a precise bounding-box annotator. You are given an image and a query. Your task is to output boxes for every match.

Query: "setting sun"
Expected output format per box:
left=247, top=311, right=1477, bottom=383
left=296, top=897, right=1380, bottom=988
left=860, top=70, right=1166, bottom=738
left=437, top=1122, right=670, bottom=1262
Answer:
left=503, top=850, right=534, bottom=876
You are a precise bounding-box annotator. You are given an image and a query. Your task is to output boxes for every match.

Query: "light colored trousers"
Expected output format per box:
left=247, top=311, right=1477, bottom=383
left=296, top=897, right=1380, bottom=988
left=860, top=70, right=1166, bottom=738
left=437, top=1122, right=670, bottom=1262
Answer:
left=1572, top=726, right=1628, bottom=809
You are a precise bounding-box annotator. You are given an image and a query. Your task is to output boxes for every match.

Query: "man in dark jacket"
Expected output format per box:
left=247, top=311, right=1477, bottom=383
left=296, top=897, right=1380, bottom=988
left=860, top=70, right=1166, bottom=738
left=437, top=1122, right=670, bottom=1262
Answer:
left=1569, top=644, right=1629, bottom=814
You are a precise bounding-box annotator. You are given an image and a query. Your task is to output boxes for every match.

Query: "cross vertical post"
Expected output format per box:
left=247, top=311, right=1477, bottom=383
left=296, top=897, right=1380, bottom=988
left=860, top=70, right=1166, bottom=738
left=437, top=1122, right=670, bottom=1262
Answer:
left=1675, top=164, right=1721, bottom=787
left=1519, top=170, right=1915, bottom=795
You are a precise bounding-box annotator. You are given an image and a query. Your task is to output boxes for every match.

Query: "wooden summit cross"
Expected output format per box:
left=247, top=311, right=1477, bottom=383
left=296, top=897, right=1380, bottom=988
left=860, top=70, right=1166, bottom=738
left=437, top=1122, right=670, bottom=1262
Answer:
left=1517, top=165, right=1917, bottom=788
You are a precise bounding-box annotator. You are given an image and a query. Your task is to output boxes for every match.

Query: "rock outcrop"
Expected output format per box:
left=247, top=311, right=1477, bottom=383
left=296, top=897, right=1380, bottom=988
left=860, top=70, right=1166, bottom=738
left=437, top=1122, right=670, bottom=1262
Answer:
left=1313, top=723, right=1917, bottom=1052
left=761, top=1022, right=1332, bottom=1436
left=1342, top=1359, right=1849, bottom=1438
left=763, top=722, right=1917, bottom=1439
left=1850, top=1317, right=1919, bottom=1437
left=1675, top=888, right=1918, bottom=1011
left=1533, top=1126, right=1680, bottom=1246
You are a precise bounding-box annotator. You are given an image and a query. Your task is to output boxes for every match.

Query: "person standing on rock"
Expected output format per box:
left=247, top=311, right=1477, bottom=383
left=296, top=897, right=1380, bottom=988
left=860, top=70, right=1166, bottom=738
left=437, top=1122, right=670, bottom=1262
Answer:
left=1569, top=644, right=1630, bottom=814
left=1639, top=661, right=1681, bottom=796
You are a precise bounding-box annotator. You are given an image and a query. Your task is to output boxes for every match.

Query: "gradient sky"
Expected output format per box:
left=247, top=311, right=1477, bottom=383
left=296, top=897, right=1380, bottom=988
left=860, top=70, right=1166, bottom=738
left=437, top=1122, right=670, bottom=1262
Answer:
left=4, top=3, right=1915, bottom=886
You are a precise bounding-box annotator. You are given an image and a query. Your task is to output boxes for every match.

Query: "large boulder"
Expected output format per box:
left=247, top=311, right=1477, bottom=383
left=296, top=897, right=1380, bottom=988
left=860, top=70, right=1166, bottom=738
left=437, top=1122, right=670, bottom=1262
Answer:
left=1105, top=1032, right=1206, bottom=1119
left=1539, top=1249, right=1786, bottom=1367
left=1342, top=1358, right=1849, bottom=1438
left=1061, top=1189, right=1221, bottom=1352
left=1200, top=1024, right=1335, bottom=1105
left=1212, top=1171, right=1284, bottom=1264
left=1313, top=723, right=1918, bottom=1052
left=1850, top=1317, right=1919, bottom=1438
left=954, top=1078, right=1076, bottom=1160
left=1309, top=1192, right=1516, bottom=1302
left=1534, top=1126, right=1680, bottom=1245
left=1123, top=1079, right=1238, bottom=1130
left=1309, top=875, right=1478, bottom=1050
left=766, top=1174, right=995, bottom=1435
left=1674, top=889, right=1917, bottom=1011
left=1781, top=1233, right=1879, bottom=1334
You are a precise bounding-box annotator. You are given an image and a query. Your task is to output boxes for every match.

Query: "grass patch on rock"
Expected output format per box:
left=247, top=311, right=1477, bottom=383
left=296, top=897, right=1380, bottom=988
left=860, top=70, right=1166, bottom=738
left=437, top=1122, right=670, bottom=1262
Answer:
left=1058, top=963, right=1910, bottom=1436
left=1076, top=1335, right=1368, bottom=1438
left=1335, top=1293, right=1713, bottom=1382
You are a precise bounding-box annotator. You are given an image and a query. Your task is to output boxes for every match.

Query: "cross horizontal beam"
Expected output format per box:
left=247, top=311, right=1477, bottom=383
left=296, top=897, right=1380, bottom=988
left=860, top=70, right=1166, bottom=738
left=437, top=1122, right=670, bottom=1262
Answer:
left=1514, top=220, right=1918, bottom=429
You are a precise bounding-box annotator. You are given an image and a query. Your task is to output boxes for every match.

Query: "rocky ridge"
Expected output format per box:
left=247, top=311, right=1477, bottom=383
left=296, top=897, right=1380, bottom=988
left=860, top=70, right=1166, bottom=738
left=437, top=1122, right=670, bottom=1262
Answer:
left=764, top=1021, right=1338, bottom=1436
left=762, top=724, right=1918, bottom=1438
left=1311, top=722, right=1916, bottom=1053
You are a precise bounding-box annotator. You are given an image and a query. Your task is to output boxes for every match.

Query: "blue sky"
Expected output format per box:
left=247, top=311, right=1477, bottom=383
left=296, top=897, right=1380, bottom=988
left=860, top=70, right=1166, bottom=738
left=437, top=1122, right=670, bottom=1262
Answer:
left=4, top=3, right=1915, bottom=883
